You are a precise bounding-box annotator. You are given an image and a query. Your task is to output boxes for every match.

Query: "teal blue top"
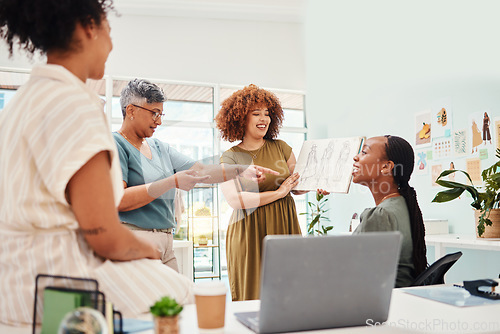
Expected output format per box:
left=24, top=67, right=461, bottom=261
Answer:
left=353, top=196, right=415, bottom=288
left=113, top=132, right=195, bottom=229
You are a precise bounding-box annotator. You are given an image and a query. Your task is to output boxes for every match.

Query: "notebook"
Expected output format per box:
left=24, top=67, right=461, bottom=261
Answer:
left=235, top=232, right=402, bottom=333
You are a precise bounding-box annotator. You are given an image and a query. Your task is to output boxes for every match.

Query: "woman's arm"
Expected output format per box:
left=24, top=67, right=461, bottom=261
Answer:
left=220, top=172, right=300, bottom=210
left=189, top=162, right=278, bottom=184
left=118, top=170, right=210, bottom=211
left=67, top=151, right=160, bottom=261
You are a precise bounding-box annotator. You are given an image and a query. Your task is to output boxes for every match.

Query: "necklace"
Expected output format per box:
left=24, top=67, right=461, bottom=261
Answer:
left=240, top=141, right=266, bottom=159
left=118, top=130, right=144, bottom=151
left=380, top=192, right=400, bottom=203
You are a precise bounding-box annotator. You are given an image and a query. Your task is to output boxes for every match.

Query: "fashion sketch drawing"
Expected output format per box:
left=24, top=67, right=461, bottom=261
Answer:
left=294, top=137, right=363, bottom=193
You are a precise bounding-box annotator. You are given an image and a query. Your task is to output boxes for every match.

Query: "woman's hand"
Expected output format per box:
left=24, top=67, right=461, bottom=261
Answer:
left=175, top=170, right=210, bottom=191
left=291, top=188, right=330, bottom=196
left=317, top=188, right=330, bottom=196
left=277, top=173, right=300, bottom=198
left=239, top=165, right=279, bottom=184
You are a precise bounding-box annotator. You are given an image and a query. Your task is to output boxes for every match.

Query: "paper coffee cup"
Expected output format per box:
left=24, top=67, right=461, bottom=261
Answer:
left=193, top=281, right=227, bottom=331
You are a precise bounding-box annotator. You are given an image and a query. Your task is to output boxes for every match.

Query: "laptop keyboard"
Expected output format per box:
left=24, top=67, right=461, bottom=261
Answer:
left=248, top=315, right=259, bottom=327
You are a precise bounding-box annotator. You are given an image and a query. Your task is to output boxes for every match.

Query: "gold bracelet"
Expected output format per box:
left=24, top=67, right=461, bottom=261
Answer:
left=174, top=174, right=179, bottom=188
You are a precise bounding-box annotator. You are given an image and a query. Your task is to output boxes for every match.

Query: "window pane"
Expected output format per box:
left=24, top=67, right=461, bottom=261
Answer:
left=111, top=96, right=123, bottom=120
left=220, top=87, right=304, bottom=110
left=111, top=79, right=213, bottom=120
left=0, top=89, right=18, bottom=111
left=154, top=126, right=214, bottom=161
left=283, top=108, right=305, bottom=127
left=278, top=132, right=306, bottom=158
left=0, top=70, right=30, bottom=112
left=165, top=100, right=213, bottom=122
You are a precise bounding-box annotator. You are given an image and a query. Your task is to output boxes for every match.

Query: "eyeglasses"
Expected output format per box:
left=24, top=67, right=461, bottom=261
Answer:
left=131, top=104, right=165, bottom=121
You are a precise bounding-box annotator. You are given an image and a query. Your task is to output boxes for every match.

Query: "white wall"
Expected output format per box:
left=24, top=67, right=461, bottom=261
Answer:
left=306, top=0, right=500, bottom=282
left=0, top=12, right=305, bottom=90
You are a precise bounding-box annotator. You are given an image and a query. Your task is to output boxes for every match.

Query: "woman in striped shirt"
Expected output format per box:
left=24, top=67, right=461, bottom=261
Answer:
left=0, top=0, right=193, bottom=326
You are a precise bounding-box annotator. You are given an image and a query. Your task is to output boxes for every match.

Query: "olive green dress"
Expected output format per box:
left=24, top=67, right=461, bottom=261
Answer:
left=221, top=139, right=301, bottom=301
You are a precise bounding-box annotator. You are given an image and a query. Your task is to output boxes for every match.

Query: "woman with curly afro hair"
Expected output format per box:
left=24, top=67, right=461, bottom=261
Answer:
left=0, top=0, right=193, bottom=326
left=215, top=84, right=327, bottom=301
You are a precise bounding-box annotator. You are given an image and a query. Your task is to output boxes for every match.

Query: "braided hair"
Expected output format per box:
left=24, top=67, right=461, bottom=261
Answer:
left=384, top=135, right=427, bottom=276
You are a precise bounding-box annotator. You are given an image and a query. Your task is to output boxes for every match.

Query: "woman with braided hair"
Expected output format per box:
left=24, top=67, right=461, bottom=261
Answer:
left=351, top=135, right=427, bottom=287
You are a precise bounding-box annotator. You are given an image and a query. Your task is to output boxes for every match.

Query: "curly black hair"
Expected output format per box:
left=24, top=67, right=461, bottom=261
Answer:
left=0, top=0, right=114, bottom=56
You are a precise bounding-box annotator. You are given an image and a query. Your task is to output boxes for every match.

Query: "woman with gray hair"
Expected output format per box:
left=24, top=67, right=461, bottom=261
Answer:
left=114, top=79, right=277, bottom=271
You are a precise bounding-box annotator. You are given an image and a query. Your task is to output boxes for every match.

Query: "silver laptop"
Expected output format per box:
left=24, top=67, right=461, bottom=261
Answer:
left=235, top=232, right=402, bottom=333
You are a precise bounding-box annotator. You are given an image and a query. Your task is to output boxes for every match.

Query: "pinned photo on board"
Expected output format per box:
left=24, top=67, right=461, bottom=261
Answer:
left=469, top=111, right=494, bottom=156
left=453, top=129, right=467, bottom=157
left=414, top=150, right=429, bottom=176
left=415, top=110, right=432, bottom=147
left=431, top=164, right=442, bottom=187
left=432, top=137, right=452, bottom=160
left=431, top=100, right=452, bottom=139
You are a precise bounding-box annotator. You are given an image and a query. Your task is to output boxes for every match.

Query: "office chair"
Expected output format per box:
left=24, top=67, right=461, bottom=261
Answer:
left=410, top=251, right=463, bottom=286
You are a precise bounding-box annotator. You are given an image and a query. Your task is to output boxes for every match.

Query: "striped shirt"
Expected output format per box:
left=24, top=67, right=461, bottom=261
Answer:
left=0, top=64, right=193, bottom=326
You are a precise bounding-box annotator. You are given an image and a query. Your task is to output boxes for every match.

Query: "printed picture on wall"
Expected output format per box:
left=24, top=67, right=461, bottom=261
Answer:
left=444, top=160, right=466, bottom=193
left=431, top=164, right=442, bottom=187
left=415, top=110, right=432, bottom=147
left=453, top=129, right=467, bottom=157
left=495, top=119, right=500, bottom=151
left=432, top=137, right=452, bottom=160
left=431, top=100, right=452, bottom=138
left=293, top=137, right=364, bottom=193
left=414, top=150, right=429, bottom=176
left=470, top=111, right=494, bottom=155
left=466, top=158, right=482, bottom=185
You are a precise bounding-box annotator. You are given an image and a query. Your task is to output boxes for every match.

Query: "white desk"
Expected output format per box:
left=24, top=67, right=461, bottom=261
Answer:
left=173, top=240, right=193, bottom=281
left=173, top=287, right=500, bottom=333
left=2, top=286, right=499, bottom=334
left=425, top=234, right=500, bottom=259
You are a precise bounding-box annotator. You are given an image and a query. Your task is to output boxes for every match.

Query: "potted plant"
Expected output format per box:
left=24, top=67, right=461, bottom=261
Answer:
left=432, top=148, right=500, bottom=238
left=150, top=296, right=183, bottom=334
left=300, top=193, right=333, bottom=235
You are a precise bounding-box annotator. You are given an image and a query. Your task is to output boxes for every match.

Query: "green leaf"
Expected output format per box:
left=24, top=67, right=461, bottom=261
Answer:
left=432, top=188, right=465, bottom=202
left=436, top=169, right=474, bottom=186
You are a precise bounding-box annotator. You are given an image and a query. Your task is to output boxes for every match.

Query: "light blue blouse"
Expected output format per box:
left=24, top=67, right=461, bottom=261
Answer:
left=113, top=133, right=195, bottom=229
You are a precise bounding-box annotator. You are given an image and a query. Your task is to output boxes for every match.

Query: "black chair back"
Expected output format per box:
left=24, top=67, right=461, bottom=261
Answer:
left=410, top=251, right=463, bottom=286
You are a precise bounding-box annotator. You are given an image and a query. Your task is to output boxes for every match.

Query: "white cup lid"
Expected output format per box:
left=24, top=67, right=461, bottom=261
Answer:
left=193, top=281, right=227, bottom=296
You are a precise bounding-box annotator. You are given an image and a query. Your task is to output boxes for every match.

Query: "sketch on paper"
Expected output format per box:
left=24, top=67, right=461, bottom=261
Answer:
left=431, top=105, right=452, bottom=138
left=495, top=119, right=500, bottom=151
left=414, top=150, right=429, bottom=176
left=415, top=110, right=432, bottom=147
left=294, top=137, right=364, bottom=193
left=466, top=158, right=482, bottom=184
left=453, top=129, right=467, bottom=157
left=431, top=164, right=442, bottom=187
left=469, top=111, right=494, bottom=155
left=432, top=137, right=452, bottom=160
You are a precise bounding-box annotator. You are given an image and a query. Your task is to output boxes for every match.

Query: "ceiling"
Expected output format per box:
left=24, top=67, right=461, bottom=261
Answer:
left=113, top=0, right=306, bottom=23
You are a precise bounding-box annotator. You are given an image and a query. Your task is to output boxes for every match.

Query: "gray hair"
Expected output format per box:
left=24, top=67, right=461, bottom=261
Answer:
left=120, top=79, right=166, bottom=118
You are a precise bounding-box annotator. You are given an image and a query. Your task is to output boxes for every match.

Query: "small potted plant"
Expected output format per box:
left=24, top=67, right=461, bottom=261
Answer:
left=300, top=192, right=333, bottom=235
left=150, top=296, right=183, bottom=334
left=432, top=148, right=500, bottom=238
